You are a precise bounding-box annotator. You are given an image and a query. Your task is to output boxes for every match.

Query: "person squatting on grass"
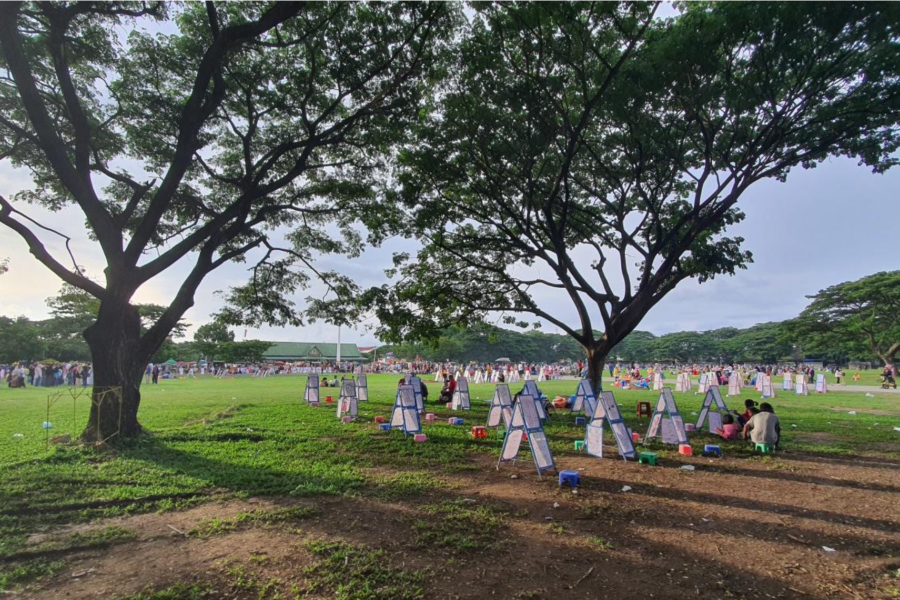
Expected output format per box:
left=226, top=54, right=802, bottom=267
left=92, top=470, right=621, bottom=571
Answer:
left=743, top=402, right=781, bottom=449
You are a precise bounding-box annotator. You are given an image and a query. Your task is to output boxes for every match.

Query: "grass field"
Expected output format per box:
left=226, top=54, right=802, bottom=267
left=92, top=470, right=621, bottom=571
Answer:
left=1, top=375, right=899, bottom=599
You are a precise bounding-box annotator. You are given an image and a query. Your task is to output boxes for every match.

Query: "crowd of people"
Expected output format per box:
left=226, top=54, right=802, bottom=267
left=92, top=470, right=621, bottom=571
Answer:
left=1, top=362, right=92, bottom=388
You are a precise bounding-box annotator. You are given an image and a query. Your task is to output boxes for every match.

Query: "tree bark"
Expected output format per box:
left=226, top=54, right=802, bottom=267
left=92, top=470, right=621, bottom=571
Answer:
left=82, top=300, right=147, bottom=441
left=585, top=346, right=606, bottom=395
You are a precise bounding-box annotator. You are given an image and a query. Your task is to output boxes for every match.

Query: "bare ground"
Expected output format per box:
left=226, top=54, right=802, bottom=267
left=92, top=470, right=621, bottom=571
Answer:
left=10, top=445, right=900, bottom=600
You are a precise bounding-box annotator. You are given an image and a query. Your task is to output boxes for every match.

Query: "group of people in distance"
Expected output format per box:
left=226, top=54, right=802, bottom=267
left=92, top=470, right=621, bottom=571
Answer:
left=715, top=398, right=780, bottom=448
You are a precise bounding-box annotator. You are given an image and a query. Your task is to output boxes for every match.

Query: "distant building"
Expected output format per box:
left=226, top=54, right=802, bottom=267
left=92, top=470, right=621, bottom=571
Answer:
left=262, top=342, right=364, bottom=363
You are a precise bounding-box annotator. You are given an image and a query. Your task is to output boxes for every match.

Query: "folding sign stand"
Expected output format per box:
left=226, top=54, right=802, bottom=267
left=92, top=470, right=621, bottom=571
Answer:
left=337, top=380, right=358, bottom=419
left=795, top=377, right=809, bottom=396
left=727, top=373, right=742, bottom=397
left=356, top=374, right=368, bottom=402
left=409, top=376, right=425, bottom=412
left=497, top=394, right=556, bottom=479
left=815, top=374, right=827, bottom=394
left=645, top=388, right=688, bottom=445
left=570, top=379, right=598, bottom=418
left=782, top=372, right=793, bottom=391
left=696, top=385, right=729, bottom=433
left=521, top=380, right=549, bottom=421
left=697, top=373, right=711, bottom=394
left=761, top=374, right=776, bottom=399
left=390, top=385, right=422, bottom=436
left=653, top=372, right=663, bottom=391
left=305, top=374, right=320, bottom=405
left=451, top=376, right=471, bottom=410
left=486, top=384, right=514, bottom=428
left=584, top=388, right=636, bottom=460
left=675, top=373, right=692, bottom=392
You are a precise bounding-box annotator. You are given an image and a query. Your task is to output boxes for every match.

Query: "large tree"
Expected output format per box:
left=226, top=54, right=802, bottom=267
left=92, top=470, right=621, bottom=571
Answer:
left=365, top=2, right=900, bottom=392
left=0, top=2, right=457, bottom=438
left=787, top=271, right=900, bottom=367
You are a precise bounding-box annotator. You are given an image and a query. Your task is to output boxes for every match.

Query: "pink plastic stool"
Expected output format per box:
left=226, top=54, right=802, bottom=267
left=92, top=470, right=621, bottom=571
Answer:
left=413, top=433, right=427, bottom=443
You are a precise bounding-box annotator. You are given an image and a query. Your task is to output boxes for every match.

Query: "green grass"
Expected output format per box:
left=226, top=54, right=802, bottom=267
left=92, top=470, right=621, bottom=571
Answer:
left=301, top=541, right=425, bottom=600
left=0, top=558, right=65, bottom=590
left=0, top=373, right=897, bottom=580
left=112, top=583, right=212, bottom=600
left=189, top=505, right=318, bottom=538
left=414, top=499, right=508, bottom=552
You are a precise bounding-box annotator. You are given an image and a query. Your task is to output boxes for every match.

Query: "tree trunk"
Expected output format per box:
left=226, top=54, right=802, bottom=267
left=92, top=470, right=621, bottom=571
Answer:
left=585, top=346, right=606, bottom=394
left=82, top=300, right=147, bottom=441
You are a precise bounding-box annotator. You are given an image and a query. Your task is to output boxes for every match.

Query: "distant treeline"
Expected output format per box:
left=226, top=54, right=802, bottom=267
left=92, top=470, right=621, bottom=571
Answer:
left=380, top=321, right=868, bottom=365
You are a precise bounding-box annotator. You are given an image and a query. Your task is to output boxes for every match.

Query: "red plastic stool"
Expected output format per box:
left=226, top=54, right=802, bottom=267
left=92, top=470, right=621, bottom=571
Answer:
left=637, top=401, right=651, bottom=418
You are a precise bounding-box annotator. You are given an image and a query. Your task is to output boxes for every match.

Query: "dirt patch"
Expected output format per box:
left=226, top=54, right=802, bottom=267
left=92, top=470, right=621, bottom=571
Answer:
left=9, top=446, right=900, bottom=600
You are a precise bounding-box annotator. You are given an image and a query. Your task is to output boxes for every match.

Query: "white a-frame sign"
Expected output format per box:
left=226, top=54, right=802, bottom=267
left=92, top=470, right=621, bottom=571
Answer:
left=497, top=394, right=556, bottom=478
left=570, top=379, right=598, bottom=418
left=695, top=385, right=729, bottom=433
left=409, top=375, right=425, bottom=412
left=452, top=376, right=471, bottom=410
left=390, top=385, right=422, bottom=435
left=521, top=380, right=549, bottom=421
left=585, top=389, right=637, bottom=460
left=486, top=384, right=514, bottom=428
left=356, top=374, right=368, bottom=402
left=305, top=374, right=320, bottom=404
left=645, top=388, right=689, bottom=445
left=337, top=379, right=358, bottom=419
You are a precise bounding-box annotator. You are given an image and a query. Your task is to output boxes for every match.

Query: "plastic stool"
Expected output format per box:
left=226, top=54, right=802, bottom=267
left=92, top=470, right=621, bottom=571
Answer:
left=373, top=415, right=386, bottom=423
left=755, top=443, right=774, bottom=453
left=678, top=444, right=693, bottom=456
left=325, top=396, right=334, bottom=403
left=574, top=416, right=586, bottom=426
left=413, top=433, right=427, bottom=443
left=449, top=417, right=464, bottom=425
left=446, top=402, right=452, bottom=408
left=558, top=470, right=580, bottom=488
left=425, top=413, right=436, bottom=422
left=638, top=452, right=658, bottom=466
left=632, top=432, right=640, bottom=443
left=704, top=444, right=722, bottom=457
left=574, top=440, right=585, bottom=451
left=637, top=402, right=651, bottom=418
left=379, top=424, right=391, bottom=432
left=684, top=423, right=696, bottom=432
left=471, top=426, right=487, bottom=439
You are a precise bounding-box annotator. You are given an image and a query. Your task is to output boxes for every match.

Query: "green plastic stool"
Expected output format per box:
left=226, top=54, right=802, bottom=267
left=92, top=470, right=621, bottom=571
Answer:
left=574, top=440, right=585, bottom=451
left=638, top=452, right=658, bottom=466
left=755, top=443, right=774, bottom=453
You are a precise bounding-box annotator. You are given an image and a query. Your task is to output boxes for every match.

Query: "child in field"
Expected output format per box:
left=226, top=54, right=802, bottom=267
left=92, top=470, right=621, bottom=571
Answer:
left=740, top=399, right=758, bottom=425
left=715, top=413, right=741, bottom=440
left=853, top=372, right=861, bottom=382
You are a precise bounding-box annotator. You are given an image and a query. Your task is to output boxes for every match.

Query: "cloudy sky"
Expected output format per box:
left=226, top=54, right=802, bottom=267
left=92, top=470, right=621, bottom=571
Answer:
left=2, top=2, right=898, bottom=348
left=2, top=155, right=898, bottom=347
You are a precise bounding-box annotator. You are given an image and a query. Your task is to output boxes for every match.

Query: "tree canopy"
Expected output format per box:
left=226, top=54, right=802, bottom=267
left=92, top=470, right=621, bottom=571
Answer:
left=364, top=1, right=900, bottom=392
left=0, top=1, right=459, bottom=437
left=786, top=271, right=900, bottom=366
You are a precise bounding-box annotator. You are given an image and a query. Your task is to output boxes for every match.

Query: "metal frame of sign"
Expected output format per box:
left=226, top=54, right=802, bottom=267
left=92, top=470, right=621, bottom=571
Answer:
left=497, top=394, right=557, bottom=479
left=452, top=376, right=471, bottom=410
left=356, top=374, right=368, bottom=402
left=645, top=388, right=688, bottom=445
left=305, top=374, right=319, bottom=404
left=585, top=388, right=637, bottom=460
left=695, top=385, right=729, bottom=431
left=570, top=379, right=598, bottom=418
left=337, top=379, right=358, bottom=419
left=486, top=384, right=514, bottom=428
left=390, top=385, right=422, bottom=435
